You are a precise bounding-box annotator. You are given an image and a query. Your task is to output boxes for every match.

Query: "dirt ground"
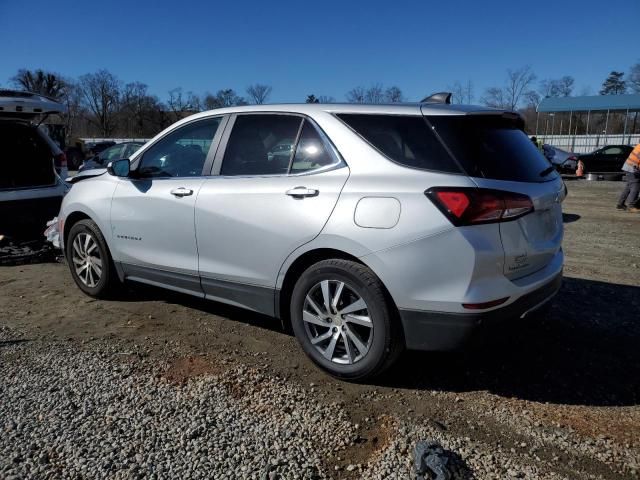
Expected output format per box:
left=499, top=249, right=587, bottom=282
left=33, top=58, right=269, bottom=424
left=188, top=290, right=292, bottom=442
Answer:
left=1, top=179, right=639, bottom=478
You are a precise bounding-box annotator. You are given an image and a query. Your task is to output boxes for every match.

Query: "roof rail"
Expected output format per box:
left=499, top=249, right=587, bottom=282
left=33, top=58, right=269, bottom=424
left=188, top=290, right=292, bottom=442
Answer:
left=420, top=92, right=452, bottom=105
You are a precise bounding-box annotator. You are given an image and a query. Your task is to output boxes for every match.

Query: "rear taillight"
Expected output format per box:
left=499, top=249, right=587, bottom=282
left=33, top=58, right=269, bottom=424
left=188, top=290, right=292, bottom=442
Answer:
left=426, top=187, right=534, bottom=226
left=55, top=152, right=67, bottom=167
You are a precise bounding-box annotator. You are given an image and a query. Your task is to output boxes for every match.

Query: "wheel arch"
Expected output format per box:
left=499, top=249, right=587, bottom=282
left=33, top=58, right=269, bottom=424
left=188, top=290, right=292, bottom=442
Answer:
left=276, top=248, right=402, bottom=336
left=62, top=210, right=124, bottom=282
left=63, top=211, right=92, bottom=251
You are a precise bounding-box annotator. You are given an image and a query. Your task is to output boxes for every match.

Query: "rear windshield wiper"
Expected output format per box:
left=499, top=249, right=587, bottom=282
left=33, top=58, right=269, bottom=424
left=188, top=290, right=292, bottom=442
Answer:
left=539, top=165, right=556, bottom=177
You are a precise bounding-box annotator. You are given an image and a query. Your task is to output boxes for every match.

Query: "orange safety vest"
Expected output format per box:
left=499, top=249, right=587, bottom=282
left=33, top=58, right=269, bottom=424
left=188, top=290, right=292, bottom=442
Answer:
left=625, top=144, right=640, bottom=170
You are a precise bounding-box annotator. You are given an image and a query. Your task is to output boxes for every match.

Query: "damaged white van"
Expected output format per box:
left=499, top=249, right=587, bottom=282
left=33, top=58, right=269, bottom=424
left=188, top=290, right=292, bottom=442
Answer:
left=0, top=90, right=68, bottom=238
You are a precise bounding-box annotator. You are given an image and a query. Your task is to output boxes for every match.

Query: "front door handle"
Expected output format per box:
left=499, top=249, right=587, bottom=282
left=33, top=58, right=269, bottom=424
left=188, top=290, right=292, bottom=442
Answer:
left=285, top=186, right=319, bottom=198
left=170, top=187, right=193, bottom=197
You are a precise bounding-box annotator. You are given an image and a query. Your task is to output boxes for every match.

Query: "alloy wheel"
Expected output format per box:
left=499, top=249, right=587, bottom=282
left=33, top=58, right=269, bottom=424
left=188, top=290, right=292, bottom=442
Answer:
left=71, top=232, right=102, bottom=288
left=302, top=280, right=373, bottom=365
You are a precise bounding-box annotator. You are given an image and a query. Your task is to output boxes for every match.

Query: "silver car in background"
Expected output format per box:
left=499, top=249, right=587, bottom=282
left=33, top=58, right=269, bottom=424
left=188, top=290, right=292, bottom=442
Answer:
left=59, top=101, right=565, bottom=380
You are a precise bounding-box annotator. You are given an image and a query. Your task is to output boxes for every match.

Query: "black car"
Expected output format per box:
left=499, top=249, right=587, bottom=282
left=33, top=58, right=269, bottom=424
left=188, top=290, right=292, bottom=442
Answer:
left=579, top=145, right=633, bottom=173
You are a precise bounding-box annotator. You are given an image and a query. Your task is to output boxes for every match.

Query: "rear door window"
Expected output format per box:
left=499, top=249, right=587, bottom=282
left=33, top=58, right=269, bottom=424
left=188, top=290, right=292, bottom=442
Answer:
left=337, top=114, right=460, bottom=173
left=0, top=122, right=55, bottom=189
left=221, top=114, right=302, bottom=176
left=427, top=115, right=558, bottom=183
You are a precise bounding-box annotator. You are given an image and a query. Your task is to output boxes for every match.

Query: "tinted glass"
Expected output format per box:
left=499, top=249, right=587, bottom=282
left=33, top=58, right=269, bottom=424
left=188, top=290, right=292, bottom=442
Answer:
left=138, top=118, right=221, bottom=178
left=337, top=114, right=460, bottom=173
left=0, top=123, right=55, bottom=189
left=221, top=115, right=302, bottom=176
left=290, top=121, right=341, bottom=174
left=428, top=115, right=559, bottom=182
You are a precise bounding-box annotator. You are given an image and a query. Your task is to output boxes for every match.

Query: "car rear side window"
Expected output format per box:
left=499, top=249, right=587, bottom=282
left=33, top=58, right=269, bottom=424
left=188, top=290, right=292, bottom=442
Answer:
left=221, top=115, right=302, bottom=176
left=427, top=115, right=559, bottom=183
left=337, top=114, right=461, bottom=173
left=290, top=120, right=342, bottom=174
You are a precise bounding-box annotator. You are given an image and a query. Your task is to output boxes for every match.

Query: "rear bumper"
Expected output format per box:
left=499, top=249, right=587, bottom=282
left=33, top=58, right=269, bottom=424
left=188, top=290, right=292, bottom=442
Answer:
left=399, top=272, right=562, bottom=351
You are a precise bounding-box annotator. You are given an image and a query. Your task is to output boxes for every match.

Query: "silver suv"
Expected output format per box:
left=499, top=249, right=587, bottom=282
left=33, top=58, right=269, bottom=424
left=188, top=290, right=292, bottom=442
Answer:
left=0, top=90, right=68, bottom=238
left=60, top=100, right=564, bottom=380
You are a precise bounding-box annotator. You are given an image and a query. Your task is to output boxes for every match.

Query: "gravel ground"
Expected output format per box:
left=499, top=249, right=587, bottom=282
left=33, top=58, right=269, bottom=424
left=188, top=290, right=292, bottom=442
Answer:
left=1, top=180, right=639, bottom=479
left=3, top=326, right=619, bottom=480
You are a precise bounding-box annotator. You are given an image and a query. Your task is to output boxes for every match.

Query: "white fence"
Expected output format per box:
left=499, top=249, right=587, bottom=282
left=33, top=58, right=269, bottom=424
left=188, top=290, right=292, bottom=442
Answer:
left=79, top=137, right=151, bottom=144
left=537, top=134, right=640, bottom=153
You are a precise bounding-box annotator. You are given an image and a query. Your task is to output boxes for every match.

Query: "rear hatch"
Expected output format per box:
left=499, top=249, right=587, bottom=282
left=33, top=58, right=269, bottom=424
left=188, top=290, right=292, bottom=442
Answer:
left=0, top=91, right=67, bottom=190
left=425, top=111, right=564, bottom=280
left=0, top=121, right=58, bottom=189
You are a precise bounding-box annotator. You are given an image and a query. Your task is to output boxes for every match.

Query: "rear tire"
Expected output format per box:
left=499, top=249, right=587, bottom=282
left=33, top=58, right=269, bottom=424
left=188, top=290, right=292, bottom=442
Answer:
left=290, top=259, right=403, bottom=381
left=66, top=219, right=120, bottom=298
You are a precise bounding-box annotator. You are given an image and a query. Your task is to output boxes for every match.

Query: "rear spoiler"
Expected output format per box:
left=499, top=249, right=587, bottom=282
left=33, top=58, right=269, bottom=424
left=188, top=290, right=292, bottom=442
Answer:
left=466, top=110, right=525, bottom=129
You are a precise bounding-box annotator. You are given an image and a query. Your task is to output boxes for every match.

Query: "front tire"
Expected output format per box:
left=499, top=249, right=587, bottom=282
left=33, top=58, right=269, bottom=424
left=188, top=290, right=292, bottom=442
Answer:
left=66, top=219, right=119, bottom=298
left=290, top=259, right=403, bottom=380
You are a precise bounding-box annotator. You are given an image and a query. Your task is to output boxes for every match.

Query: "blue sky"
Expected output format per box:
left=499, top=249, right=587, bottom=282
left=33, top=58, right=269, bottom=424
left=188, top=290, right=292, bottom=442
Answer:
left=1, top=0, right=638, bottom=103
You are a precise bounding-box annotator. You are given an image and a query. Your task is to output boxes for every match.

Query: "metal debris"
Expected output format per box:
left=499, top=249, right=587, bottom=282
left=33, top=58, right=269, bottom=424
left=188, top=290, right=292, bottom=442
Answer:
left=0, top=238, right=57, bottom=266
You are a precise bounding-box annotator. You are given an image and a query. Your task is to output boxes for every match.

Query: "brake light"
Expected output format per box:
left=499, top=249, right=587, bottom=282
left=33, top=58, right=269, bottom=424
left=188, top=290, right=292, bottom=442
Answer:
left=426, top=188, right=534, bottom=226
left=55, top=152, right=67, bottom=167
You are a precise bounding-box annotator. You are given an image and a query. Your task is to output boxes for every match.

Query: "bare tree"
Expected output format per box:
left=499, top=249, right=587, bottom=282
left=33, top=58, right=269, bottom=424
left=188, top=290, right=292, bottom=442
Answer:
left=539, top=76, right=574, bottom=98
left=11, top=69, right=67, bottom=99
left=482, top=66, right=537, bottom=110
left=365, top=84, right=385, bottom=103
left=167, top=87, right=201, bottom=121
left=504, top=66, right=537, bottom=110
left=121, top=82, right=162, bottom=136
left=628, top=62, right=640, bottom=94
left=60, top=80, right=83, bottom=140
left=481, top=87, right=508, bottom=109
left=246, top=84, right=272, bottom=104
left=346, top=86, right=366, bottom=103
left=384, top=86, right=403, bottom=103
left=347, top=84, right=403, bottom=104
left=523, top=90, right=541, bottom=109
left=203, top=89, right=246, bottom=109
left=78, top=70, right=121, bottom=136
left=448, top=80, right=474, bottom=104
left=317, top=95, right=336, bottom=103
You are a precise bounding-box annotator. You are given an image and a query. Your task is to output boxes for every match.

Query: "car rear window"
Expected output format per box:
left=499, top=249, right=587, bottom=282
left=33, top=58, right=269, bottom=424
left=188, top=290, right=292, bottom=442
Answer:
left=427, top=115, right=558, bottom=183
left=0, top=122, right=56, bottom=189
left=336, top=114, right=462, bottom=173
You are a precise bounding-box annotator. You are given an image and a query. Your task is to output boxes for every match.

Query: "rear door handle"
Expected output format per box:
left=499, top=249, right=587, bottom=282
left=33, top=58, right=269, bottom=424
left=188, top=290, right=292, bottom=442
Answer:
left=170, top=187, right=193, bottom=197
left=285, top=186, right=319, bottom=198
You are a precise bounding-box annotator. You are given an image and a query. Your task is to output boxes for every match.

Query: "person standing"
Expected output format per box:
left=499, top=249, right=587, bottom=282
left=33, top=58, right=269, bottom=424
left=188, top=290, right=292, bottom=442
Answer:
left=617, top=143, right=640, bottom=211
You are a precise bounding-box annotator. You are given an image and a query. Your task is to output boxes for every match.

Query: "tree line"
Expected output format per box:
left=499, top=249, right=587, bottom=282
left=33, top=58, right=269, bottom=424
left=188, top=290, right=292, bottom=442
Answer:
left=5, top=61, right=640, bottom=141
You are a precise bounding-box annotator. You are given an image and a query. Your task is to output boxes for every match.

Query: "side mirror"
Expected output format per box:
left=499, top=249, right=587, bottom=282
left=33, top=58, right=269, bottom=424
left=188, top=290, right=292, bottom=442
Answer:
left=107, top=158, right=130, bottom=177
